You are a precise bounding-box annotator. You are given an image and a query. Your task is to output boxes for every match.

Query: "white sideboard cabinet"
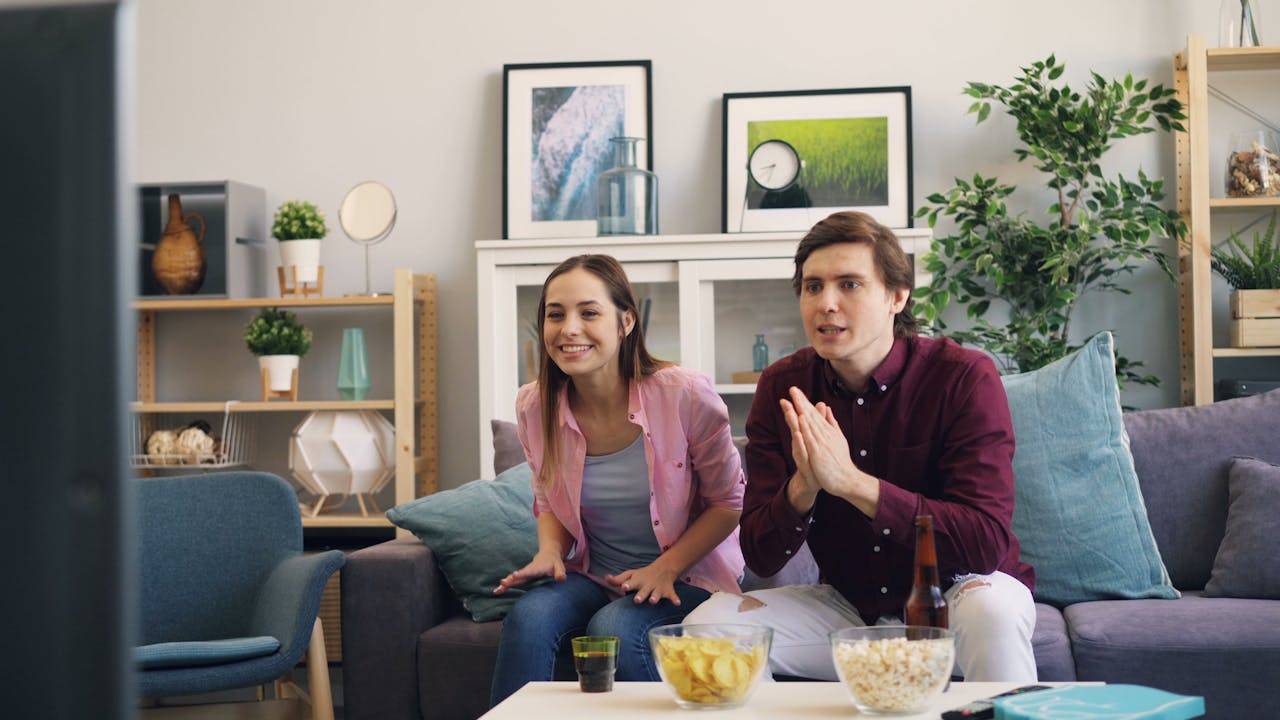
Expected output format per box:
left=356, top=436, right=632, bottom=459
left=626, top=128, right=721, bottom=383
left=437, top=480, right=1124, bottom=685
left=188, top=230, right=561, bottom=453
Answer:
left=475, top=230, right=932, bottom=476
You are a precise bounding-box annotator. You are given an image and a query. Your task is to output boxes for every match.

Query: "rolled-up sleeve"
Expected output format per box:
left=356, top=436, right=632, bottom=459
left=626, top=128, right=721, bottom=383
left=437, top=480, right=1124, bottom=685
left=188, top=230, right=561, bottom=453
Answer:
left=738, top=368, right=813, bottom=577
left=686, top=373, right=745, bottom=510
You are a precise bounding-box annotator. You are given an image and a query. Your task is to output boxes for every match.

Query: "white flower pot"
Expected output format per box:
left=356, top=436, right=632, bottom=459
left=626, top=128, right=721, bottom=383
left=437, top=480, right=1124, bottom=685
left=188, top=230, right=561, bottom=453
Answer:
left=279, top=239, right=321, bottom=283
left=260, top=355, right=300, bottom=392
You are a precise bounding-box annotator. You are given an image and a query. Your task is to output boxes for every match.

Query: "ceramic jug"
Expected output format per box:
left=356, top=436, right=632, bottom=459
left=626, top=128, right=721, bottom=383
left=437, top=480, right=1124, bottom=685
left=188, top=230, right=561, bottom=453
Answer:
left=152, top=193, right=207, bottom=295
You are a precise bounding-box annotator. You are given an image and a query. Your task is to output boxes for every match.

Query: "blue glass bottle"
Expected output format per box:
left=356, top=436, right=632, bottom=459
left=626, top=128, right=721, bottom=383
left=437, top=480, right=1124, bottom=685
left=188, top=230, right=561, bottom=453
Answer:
left=596, top=137, right=658, bottom=235
left=752, top=334, right=769, bottom=372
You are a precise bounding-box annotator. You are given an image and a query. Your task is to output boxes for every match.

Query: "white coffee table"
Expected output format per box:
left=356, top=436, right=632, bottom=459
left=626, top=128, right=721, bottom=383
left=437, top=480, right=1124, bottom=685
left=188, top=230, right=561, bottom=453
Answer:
left=483, top=681, right=1087, bottom=719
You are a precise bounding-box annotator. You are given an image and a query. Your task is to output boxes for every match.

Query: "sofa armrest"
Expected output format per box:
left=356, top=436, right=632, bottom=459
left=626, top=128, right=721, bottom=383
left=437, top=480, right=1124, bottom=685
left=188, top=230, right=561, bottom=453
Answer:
left=342, top=538, right=454, bottom=720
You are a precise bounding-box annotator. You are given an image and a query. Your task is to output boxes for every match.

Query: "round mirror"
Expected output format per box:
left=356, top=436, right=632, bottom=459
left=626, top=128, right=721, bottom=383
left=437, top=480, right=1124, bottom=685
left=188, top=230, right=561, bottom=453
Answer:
left=339, top=181, right=397, bottom=244
left=338, top=181, right=397, bottom=295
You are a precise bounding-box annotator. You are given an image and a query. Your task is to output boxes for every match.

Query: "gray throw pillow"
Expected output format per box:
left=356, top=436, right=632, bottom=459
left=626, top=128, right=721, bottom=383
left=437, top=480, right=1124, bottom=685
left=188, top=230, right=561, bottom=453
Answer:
left=386, top=462, right=543, bottom=621
left=1204, top=457, right=1280, bottom=599
left=492, top=419, right=526, bottom=477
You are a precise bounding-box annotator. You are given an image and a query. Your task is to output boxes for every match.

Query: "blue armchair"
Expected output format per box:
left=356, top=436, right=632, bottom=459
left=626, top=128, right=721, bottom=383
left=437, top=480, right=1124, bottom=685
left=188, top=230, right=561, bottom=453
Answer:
left=136, top=472, right=344, bottom=719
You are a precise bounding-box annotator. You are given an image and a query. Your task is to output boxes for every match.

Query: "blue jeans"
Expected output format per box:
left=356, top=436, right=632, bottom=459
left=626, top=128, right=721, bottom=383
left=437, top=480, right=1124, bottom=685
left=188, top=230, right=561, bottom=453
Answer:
left=489, top=572, right=710, bottom=707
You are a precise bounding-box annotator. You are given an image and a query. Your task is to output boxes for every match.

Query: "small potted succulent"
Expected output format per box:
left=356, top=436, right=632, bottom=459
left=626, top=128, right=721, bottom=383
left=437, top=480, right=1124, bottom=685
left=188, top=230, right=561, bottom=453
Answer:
left=1211, top=211, right=1280, bottom=346
left=245, top=308, right=313, bottom=395
left=273, top=199, right=327, bottom=284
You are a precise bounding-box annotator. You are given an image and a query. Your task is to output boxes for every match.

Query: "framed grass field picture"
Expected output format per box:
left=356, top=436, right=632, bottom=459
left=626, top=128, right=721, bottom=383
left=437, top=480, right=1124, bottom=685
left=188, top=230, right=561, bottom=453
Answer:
left=503, top=60, right=652, bottom=239
left=722, top=86, right=912, bottom=232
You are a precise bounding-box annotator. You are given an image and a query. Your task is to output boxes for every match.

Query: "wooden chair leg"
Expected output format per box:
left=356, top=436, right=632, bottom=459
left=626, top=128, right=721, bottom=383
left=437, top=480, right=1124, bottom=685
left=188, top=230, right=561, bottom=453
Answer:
left=307, top=617, right=335, bottom=720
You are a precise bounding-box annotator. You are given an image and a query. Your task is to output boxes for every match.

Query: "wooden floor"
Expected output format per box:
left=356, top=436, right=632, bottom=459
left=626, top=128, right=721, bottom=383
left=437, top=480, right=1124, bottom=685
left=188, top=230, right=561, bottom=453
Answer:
left=141, top=700, right=311, bottom=720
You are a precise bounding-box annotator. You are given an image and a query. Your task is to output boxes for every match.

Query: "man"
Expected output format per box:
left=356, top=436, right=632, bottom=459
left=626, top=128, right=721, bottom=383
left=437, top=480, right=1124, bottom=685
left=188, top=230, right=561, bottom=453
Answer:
left=684, top=211, right=1037, bottom=682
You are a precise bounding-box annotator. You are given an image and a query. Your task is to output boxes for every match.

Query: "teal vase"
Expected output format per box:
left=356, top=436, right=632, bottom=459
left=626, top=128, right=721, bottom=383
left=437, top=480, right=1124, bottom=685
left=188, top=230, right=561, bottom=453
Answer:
left=338, top=327, right=371, bottom=400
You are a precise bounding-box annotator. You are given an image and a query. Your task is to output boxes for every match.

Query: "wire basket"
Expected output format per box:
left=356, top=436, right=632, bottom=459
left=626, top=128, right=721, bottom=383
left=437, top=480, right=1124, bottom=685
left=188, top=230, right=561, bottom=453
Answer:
left=131, top=402, right=255, bottom=469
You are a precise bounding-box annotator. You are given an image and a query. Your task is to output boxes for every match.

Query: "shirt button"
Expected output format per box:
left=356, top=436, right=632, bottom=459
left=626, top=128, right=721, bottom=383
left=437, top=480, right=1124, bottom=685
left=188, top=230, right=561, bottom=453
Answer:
left=676, top=461, right=683, bottom=468
left=684, top=576, right=692, bottom=583
left=873, top=545, right=881, bottom=552
left=882, top=528, right=890, bottom=535
left=859, top=449, right=867, bottom=457
left=784, top=549, right=792, bottom=556
left=629, top=413, right=635, bottom=420
left=662, top=545, right=670, bottom=551
left=653, top=520, right=660, bottom=526
left=880, top=586, right=888, bottom=594
left=856, top=398, right=865, bottom=406
left=794, top=526, right=803, bottom=532
left=880, top=384, right=887, bottom=392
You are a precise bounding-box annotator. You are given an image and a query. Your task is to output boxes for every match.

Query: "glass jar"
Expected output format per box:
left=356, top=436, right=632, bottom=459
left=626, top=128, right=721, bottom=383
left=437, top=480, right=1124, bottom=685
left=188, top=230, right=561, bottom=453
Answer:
left=1219, top=0, right=1264, bottom=47
left=1225, top=130, right=1280, bottom=198
left=596, top=137, right=658, bottom=235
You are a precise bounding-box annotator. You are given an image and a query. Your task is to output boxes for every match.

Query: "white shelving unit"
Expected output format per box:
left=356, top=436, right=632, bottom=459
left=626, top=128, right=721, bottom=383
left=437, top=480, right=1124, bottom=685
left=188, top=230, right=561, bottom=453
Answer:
left=475, top=230, right=933, bottom=475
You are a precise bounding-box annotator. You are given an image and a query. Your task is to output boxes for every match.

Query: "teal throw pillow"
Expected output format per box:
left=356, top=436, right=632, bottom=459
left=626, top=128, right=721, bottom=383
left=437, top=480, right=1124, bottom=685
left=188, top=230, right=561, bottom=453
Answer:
left=1002, top=331, right=1178, bottom=607
left=387, top=462, right=543, bottom=621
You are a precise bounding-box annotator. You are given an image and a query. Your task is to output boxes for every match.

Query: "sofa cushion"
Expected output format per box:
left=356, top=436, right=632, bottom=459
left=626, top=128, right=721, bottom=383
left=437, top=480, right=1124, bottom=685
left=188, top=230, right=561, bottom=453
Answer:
left=1205, top=457, right=1280, bottom=599
left=1065, top=592, right=1280, bottom=718
left=1002, top=331, right=1177, bottom=607
left=134, top=636, right=280, bottom=669
left=492, top=419, right=526, bottom=477
left=417, top=614, right=574, bottom=720
left=1123, top=390, right=1280, bottom=590
left=1031, top=603, right=1075, bottom=681
left=387, top=463, right=543, bottom=622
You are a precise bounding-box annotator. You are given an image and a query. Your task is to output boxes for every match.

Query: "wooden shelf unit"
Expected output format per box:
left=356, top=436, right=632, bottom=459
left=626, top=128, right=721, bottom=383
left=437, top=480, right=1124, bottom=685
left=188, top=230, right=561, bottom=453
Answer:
left=1205, top=46, right=1280, bottom=71
left=1173, top=35, right=1280, bottom=405
left=134, top=269, right=439, bottom=526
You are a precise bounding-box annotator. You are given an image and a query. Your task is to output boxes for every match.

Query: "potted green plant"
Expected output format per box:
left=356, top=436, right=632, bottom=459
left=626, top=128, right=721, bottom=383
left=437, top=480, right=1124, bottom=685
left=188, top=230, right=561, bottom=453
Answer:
left=916, top=55, right=1186, bottom=390
left=245, top=308, right=313, bottom=396
left=1211, top=211, right=1280, bottom=346
left=273, top=200, right=327, bottom=284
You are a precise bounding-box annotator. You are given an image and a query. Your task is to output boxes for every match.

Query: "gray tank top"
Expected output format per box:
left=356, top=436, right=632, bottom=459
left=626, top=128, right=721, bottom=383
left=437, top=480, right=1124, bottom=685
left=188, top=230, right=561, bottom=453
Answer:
left=580, top=433, right=662, bottom=578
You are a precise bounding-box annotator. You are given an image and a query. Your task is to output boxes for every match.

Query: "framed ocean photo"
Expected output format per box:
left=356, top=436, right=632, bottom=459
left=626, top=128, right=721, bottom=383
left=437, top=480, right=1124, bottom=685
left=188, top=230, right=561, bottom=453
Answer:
left=722, top=87, right=912, bottom=232
left=503, top=61, right=652, bottom=239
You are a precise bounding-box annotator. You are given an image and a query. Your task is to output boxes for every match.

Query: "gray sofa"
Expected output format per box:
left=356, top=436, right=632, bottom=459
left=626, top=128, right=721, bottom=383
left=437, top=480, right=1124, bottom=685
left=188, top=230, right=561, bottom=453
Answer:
left=342, top=392, right=1280, bottom=720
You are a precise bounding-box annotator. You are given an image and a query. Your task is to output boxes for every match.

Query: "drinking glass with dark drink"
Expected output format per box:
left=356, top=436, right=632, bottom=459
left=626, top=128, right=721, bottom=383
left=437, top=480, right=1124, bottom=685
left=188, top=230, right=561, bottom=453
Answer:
left=571, top=636, right=619, bottom=693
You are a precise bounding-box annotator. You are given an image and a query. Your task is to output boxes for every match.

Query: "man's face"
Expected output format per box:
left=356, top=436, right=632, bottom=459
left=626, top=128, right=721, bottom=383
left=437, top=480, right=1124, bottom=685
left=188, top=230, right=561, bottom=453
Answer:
left=798, top=243, right=908, bottom=366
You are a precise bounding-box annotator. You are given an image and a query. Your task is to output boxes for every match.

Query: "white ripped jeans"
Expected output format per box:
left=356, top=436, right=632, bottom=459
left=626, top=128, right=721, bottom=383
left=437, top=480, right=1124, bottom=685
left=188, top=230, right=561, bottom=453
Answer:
left=682, top=571, right=1037, bottom=682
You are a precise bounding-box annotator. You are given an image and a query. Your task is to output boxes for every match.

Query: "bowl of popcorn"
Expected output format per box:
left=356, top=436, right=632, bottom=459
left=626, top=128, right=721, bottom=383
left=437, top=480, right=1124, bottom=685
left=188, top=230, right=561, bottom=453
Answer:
left=829, top=626, right=955, bottom=715
left=649, top=624, right=772, bottom=710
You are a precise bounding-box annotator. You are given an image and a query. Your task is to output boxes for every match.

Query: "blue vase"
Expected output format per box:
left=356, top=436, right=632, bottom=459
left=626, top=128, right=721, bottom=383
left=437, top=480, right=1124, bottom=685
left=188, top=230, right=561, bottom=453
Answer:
left=338, top=328, right=371, bottom=400
left=596, top=137, right=658, bottom=235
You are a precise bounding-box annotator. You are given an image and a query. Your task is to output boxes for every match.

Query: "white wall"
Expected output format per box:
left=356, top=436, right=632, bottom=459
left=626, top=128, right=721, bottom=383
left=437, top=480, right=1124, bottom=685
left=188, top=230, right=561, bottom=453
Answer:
left=135, top=0, right=1280, bottom=489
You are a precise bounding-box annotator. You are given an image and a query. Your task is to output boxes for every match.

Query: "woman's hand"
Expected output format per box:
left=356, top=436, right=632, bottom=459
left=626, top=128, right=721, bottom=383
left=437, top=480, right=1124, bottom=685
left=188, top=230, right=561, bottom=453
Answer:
left=606, top=560, right=681, bottom=605
left=494, top=550, right=566, bottom=595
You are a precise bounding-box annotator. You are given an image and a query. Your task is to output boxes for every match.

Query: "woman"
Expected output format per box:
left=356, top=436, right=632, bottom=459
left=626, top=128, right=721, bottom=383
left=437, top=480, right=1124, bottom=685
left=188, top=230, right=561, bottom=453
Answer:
left=489, top=254, right=745, bottom=706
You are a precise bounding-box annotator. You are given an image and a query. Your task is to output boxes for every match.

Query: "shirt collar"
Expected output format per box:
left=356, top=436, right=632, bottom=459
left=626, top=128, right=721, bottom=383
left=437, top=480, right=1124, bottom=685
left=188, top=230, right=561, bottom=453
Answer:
left=556, top=378, right=643, bottom=430
left=820, top=335, right=908, bottom=396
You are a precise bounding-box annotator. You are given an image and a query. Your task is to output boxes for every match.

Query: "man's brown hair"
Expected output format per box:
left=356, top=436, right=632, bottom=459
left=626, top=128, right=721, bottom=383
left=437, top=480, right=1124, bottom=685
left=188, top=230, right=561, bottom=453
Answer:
left=791, top=211, right=919, bottom=338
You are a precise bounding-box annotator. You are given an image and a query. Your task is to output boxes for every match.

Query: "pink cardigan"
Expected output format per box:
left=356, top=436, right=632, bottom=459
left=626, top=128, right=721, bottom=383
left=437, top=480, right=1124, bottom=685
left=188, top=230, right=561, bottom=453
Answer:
left=515, top=366, right=745, bottom=595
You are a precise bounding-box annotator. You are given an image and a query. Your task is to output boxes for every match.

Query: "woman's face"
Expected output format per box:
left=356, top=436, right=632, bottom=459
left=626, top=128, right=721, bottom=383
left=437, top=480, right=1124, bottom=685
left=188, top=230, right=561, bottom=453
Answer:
left=542, top=268, right=634, bottom=381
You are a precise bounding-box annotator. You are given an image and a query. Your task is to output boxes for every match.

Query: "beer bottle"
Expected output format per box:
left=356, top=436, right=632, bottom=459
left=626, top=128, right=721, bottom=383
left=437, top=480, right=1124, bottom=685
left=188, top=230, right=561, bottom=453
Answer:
left=904, top=514, right=948, bottom=628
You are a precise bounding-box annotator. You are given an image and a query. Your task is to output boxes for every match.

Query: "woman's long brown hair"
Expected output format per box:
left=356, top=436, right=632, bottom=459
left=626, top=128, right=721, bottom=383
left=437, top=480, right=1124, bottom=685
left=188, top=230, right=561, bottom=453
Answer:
left=535, top=254, right=668, bottom=490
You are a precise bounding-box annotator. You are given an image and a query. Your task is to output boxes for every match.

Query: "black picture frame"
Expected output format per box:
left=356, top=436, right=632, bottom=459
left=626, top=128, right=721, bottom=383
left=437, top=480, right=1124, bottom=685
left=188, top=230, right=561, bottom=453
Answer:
left=721, top=86, right=913, bottom=233
left=502, top=60, right=653, bottom=240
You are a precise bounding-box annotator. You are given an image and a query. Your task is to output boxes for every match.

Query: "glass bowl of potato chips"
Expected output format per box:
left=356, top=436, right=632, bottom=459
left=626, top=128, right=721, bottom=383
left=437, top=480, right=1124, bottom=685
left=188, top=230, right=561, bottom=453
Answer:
left=649, top=624, right=772, bottom=710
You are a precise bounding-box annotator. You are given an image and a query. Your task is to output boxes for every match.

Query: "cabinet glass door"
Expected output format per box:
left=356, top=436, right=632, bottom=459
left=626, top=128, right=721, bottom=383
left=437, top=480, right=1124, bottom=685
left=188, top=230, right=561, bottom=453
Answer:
left=679, top=259, right=804, bottom=434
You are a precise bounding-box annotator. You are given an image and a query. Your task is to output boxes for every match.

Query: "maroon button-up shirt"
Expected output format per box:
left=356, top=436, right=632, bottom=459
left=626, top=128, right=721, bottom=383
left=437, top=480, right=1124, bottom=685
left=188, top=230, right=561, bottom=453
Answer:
left=740, top=335, right=1035, bottom=621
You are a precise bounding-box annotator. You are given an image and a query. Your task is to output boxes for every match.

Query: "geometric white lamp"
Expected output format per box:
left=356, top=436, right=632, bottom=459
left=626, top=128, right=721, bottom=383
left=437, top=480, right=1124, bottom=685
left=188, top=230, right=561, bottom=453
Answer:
left=288, top=410, right=395, bottom=517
